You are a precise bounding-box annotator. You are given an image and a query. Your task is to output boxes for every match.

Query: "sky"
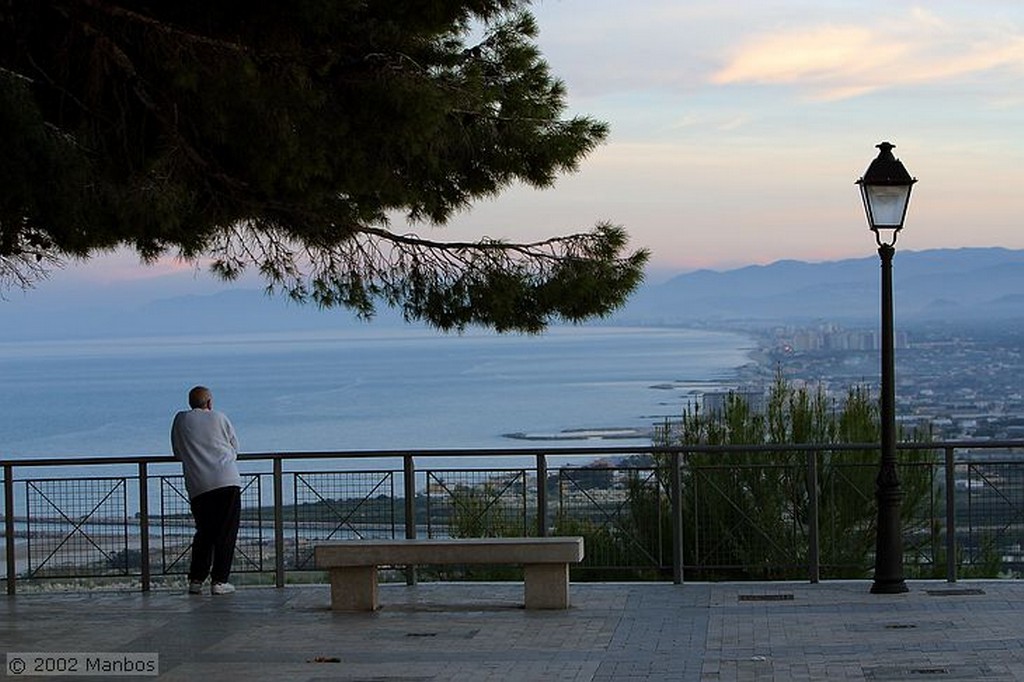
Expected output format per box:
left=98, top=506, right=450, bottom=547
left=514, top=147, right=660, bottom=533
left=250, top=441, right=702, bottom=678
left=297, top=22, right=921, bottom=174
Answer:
left=442, top=0, right=1024, bottom=274
left=28, top=0, right=1024, bottom=290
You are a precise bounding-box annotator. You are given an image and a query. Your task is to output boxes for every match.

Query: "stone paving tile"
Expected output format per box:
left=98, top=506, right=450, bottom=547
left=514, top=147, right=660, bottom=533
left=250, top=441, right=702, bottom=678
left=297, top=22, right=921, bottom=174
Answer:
left=5, top=580, right=1024, bottom=680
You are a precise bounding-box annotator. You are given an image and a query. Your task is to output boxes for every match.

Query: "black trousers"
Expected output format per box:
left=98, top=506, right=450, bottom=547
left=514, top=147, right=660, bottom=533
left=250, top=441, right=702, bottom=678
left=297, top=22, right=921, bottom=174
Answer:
left=188, top=485, right=241, bottom=584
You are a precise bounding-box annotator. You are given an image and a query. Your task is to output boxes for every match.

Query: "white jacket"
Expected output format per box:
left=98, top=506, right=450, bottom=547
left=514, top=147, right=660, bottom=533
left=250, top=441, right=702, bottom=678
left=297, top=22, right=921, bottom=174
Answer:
left=170, top=408, right=242, bottom=499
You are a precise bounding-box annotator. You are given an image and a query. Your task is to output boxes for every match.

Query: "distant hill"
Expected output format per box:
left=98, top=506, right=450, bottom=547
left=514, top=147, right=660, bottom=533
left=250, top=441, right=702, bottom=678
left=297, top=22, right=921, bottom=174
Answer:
left=3, top=247, right=1023, bottom=340
left=613, top=247, right=1024, bottom=326
left=0, top=282, right=409, bottom=341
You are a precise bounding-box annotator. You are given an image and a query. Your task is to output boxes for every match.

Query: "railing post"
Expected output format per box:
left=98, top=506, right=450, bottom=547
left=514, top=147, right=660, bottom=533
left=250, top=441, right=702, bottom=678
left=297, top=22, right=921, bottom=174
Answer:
left=4, top=463, right=15, bottom=595
left=273, top=457, right=285, bottom=588
left=138, top=462, right=150, bottom=592
left=945, top=446, right=957, bottom=583
left=404, top=454, right=417, bottom=586
left=806, top=449, right=820, bottom=583
left=536, top=454, right=548, bottom=537
left=671, top=450, right=684, bottom=585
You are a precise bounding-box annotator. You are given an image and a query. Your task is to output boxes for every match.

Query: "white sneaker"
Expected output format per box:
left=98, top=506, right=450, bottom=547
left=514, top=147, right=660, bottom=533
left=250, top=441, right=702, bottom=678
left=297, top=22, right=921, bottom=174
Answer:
left=188, top=581, right=204, bottom=595
left=211, top=582, right=236, bottom=595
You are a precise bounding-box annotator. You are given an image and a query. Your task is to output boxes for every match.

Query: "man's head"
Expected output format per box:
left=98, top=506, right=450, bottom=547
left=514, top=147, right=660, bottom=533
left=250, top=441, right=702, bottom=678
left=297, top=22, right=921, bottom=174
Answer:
left=188, top=386, right=213, bottom=409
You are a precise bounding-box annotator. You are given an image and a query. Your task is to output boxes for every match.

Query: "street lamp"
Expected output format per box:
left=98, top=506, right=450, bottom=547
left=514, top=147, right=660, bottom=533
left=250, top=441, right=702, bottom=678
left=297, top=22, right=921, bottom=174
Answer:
left=857, top=141, right=916, bottom=595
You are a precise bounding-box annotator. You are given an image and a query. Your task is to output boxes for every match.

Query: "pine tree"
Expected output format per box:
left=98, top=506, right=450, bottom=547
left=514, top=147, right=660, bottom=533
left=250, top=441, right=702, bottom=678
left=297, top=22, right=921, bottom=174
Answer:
left=657, top=373, right=935, bottom=580
left=0, top=1, right=648, bottom=331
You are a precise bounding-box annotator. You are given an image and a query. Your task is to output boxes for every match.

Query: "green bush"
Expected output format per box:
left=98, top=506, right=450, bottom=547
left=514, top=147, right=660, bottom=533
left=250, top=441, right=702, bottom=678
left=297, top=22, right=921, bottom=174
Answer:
left=654, top=371, right=935, bottom=580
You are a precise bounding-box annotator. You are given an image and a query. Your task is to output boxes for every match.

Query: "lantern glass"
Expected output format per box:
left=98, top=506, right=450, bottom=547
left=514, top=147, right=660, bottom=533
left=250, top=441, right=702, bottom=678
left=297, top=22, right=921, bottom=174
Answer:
left=861, top=183, right=912, bottom=229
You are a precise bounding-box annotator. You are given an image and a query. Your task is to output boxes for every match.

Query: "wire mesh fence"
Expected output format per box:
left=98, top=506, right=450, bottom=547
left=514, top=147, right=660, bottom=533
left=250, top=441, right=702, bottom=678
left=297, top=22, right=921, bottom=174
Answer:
left=291, top=471, right=396, bottom=569
left=158, top=474, right=264, bottom=576
left=685, top=459, right=808, bottom=581
left=4, top=443, right=1024, bottom=591
left=25, top=478, right=129, bottom=579
left=556, top=466, right=670, bottom=580
left=425, top=469, right=530, bottom=539
left=958, top=459, right=1024, bottom=575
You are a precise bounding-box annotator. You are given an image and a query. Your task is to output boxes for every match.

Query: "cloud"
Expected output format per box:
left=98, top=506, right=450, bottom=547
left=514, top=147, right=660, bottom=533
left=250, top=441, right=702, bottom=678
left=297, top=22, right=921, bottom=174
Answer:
left=711, top=9, right=1024, bottom=101
left=711, top=25, right=904, bottom=94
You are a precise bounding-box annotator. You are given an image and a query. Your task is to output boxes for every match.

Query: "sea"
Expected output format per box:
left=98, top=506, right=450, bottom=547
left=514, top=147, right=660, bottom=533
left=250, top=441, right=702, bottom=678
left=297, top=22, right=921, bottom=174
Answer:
left=0, top=326, right=755, bottom=467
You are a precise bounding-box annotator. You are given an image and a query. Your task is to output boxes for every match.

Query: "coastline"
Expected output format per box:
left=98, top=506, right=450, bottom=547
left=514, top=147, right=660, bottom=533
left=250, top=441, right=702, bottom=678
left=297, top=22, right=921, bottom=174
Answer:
left=3, top=325, right=759, bottom=459
left=499, top=327, right=767, bottom=444
left=502, top=427, right=654, bottom=442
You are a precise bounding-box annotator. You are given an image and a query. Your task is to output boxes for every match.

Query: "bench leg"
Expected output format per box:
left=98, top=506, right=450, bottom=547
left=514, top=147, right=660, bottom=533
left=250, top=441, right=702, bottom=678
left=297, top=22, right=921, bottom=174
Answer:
left=523, top=563, right=570, bottom=609
left=328, top=566, right=378, bottom=611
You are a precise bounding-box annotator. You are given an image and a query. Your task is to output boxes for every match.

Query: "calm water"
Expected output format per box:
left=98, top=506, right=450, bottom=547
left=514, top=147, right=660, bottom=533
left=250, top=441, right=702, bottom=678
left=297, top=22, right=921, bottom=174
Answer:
left=0, top=326, right=754, bottom=461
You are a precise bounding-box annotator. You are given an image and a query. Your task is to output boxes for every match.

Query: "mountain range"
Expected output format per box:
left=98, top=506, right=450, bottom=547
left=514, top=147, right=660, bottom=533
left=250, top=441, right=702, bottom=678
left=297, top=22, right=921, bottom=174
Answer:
left=3, top=247, right=1023, bottom=341
left=616, top=247, right=1024, bottom=327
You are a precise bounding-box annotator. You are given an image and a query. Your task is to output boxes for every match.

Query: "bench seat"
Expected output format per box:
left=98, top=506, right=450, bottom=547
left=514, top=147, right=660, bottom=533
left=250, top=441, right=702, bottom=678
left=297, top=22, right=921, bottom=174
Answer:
left=314, top=537, right=584, bottom=611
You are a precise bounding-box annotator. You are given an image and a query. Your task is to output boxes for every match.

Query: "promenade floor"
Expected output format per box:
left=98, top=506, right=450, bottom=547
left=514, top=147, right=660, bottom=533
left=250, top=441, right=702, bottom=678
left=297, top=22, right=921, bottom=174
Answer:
left=4, top=579, right=1024, bottom=681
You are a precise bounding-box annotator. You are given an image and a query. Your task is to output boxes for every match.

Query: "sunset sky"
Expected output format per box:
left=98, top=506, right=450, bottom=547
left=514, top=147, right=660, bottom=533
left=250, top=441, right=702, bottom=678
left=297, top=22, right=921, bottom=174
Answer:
left=57, top=1, right=1024, bottom=286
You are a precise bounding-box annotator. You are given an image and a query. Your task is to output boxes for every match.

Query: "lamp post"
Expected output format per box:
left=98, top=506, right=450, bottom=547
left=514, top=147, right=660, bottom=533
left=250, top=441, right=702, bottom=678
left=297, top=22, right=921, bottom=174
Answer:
left=857, top=141, right=916, bottom=595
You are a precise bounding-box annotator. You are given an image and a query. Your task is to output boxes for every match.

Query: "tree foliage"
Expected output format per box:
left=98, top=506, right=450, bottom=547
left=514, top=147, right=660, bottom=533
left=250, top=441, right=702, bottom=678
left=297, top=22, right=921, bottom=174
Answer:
left=0, top=0, right=648, bottom=330
left=655, top=373, right=936, bottom=580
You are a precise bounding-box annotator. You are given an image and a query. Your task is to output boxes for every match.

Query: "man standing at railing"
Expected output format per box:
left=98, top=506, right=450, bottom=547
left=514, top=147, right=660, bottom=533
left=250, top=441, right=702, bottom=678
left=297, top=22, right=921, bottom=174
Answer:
left=171, top=385, right=242, bottom=596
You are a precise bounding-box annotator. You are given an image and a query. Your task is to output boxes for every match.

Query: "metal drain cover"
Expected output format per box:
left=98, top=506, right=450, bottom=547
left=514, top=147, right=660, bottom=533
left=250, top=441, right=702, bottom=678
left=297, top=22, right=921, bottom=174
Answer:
left=925, top=588, right=986, bottom=596
left=738, top=594, right=794, bottom=601
left=864, top=664, right=995, bottom=680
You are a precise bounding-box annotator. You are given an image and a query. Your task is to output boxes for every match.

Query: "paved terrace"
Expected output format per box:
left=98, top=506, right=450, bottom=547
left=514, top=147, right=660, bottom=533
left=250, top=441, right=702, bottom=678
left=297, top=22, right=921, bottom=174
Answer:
left=4, top=580, right=1024, bottom=681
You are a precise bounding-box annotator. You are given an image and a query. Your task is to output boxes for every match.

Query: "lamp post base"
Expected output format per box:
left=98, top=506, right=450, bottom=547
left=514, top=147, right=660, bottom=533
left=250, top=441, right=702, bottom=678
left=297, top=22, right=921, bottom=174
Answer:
left=870, top=577, right=909, bottom=594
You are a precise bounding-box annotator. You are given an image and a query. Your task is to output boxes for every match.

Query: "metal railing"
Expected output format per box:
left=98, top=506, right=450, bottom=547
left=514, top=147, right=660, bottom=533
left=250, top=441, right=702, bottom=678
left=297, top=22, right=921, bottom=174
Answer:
left=4, top=440, right=1024, bottom=592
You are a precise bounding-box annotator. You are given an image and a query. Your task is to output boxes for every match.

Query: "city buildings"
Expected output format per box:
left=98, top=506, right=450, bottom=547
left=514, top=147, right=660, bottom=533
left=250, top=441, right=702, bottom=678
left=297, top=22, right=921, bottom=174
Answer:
left=725, top=322, right=1024, bottom=442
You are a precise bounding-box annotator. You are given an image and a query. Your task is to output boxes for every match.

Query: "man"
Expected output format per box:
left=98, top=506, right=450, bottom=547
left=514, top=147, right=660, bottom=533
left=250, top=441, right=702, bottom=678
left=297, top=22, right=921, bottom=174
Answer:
left=171, top=385, right=242, bottom=595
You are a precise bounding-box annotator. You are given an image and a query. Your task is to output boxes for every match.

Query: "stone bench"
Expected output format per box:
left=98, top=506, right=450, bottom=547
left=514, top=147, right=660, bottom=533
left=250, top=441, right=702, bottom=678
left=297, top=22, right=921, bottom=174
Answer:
left=314, top=537, right=584, bottom=611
